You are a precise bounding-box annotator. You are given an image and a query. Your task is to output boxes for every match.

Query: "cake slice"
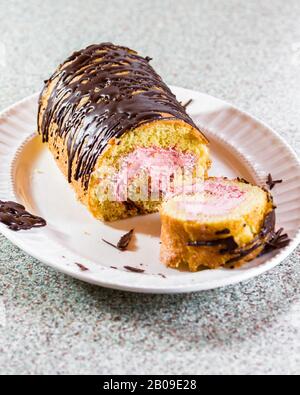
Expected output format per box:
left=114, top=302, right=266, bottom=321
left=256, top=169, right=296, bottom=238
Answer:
left=160, top=178, right=275, bottom=271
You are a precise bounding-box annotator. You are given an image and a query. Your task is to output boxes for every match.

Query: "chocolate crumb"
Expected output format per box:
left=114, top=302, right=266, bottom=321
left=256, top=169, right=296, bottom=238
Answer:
left=102, top=229, right=134, bottom=251
left=110, top=266, right=118, bottom=270
left=75, top=263, right=89, bottom=271
left=124, top=266, right=145, bottom=273
left=145, top=56, right=153, bottom=62
left=266, top=174, right=283, bottom=190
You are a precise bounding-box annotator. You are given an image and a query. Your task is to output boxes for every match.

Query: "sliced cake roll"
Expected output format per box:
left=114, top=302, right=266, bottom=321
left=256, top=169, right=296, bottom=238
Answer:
left=160, top=178, right=275, bottom=271
left=38, top=43, right=210, bottom=222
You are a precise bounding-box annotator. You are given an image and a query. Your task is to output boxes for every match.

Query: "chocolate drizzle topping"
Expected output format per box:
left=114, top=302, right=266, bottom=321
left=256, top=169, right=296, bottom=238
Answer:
left=117, top=229, right=134, bottom=251
left=0, top=200, right=46, bottom=231
left=187, top=210, right=278, bottom=266
left=225, top=242, right=263, bottom=265
left=38, top=43, right=205, bottom=189
left=187, top=236, right=239, bottom=251
left=224, top=210, right=276, bottom=265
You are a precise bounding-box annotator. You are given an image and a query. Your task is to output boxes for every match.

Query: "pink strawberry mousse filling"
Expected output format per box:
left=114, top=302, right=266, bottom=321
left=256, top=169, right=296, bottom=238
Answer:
left=115, top=147, right=197, bottom=201
left=176, top=180, right=246, bottom=217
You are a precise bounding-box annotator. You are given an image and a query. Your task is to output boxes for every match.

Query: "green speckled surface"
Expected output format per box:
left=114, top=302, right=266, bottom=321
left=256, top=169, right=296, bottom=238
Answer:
left=0, top=0, right=300, bottom=375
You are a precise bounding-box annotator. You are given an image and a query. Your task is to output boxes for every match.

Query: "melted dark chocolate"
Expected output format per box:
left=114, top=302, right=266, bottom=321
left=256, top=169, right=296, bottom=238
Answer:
left=224, top=210, right=276, bottom=265
left=187, top=236, right=238, bottom=251
left=0, top=200, right=46, bottom=231
left=187, top=210, right=276, bottom=266
left=38, top=43, right=205, bottom=189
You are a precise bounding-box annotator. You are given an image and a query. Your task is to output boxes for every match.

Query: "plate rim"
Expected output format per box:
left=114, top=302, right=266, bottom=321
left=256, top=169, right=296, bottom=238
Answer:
left=0, top=88, right=300, bottom=294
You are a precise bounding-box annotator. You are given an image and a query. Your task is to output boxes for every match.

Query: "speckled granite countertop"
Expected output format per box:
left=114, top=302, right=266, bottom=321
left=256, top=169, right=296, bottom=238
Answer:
left=0, top=0, right=300, bottom=375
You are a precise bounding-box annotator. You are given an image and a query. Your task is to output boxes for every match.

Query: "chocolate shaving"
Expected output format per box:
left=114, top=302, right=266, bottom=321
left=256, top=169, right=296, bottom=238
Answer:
left=158, top=273, right=167, bottom=279
left=75, top=263, right=89, bottom=271
left=118, top=229, right=134, bottom=250
left=102, top=239, right=120, bottom=250
left=145, top=56, right=153, bottom=62
left=266, top=174, right=283, bottom=190
left=182, top=99, right=193, bottom=109
left=225, top=212, right=290, bottom=265
left=124, top=266, right=145, bottom=273
left=110, top=266, right=118, bottom=270
left=0, top=200, right=46, bottom=231
left=263, top=228, right=291, bottom=254
left=102, top=229, right=134, bottom=251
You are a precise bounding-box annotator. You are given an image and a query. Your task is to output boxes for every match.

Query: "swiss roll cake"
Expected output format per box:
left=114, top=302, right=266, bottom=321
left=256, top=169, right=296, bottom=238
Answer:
left=38, top=43, right=210, bottom=222
left=160, top=178, right=275, bottom=271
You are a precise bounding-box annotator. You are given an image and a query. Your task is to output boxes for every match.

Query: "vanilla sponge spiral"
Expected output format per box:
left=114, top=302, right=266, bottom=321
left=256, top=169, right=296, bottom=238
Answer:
left=160, top=178, right=275, bottom=271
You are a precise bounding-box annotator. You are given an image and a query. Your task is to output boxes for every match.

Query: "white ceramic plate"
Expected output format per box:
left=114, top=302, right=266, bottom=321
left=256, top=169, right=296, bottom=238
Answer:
left=1, top=87, right=300, bottom=293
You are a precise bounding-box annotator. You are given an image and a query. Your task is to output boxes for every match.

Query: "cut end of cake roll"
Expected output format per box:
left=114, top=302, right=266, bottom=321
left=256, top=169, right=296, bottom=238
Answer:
left=88, top=119, right=210, bottom=222
left=160, top=177, right=275, bottom=271
left=37, top=43, right=210, bottom=222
